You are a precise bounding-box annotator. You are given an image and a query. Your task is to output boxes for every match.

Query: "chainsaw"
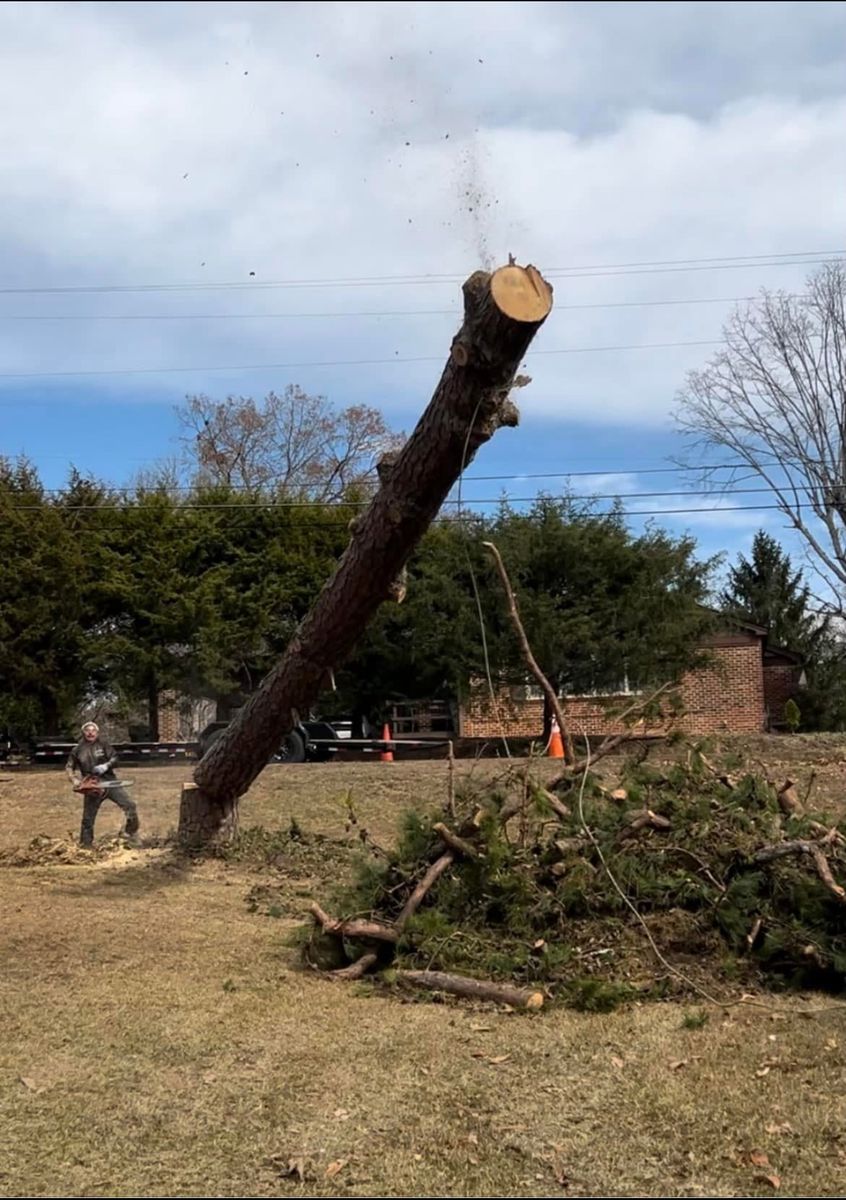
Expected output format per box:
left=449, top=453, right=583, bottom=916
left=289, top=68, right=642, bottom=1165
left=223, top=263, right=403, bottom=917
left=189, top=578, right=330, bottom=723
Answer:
left=73, top=775, right=135, bottom=795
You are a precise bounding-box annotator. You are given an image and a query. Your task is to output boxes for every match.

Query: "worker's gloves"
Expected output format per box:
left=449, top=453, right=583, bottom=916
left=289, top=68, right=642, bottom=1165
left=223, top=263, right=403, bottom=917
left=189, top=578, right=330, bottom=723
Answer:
left=92, top=764, right=108, bottom=776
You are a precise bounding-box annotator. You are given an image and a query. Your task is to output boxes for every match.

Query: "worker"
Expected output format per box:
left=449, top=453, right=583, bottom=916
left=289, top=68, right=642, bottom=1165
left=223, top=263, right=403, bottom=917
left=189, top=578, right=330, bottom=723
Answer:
left=66, top=721, right=139, bottom=848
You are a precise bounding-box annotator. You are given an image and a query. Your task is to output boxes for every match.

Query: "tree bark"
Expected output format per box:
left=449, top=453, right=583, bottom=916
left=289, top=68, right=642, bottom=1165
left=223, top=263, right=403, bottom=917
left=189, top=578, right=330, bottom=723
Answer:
left=394, top=968, right=544, bottom=1009
left=180, top=263, right=553, bottom=845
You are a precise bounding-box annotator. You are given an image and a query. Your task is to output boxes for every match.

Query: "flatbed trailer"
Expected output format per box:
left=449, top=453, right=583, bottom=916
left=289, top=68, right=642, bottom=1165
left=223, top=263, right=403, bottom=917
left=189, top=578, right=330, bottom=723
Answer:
left=16, top=726, right=450, bottom=768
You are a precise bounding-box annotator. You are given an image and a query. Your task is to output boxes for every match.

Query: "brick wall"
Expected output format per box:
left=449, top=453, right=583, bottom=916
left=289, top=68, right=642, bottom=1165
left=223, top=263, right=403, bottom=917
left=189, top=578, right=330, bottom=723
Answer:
left=763, top=664, right=800, bottom=727
left=458, top=642, right=766, bottom=740
left=157, top=691, right=182, bottom=742
left=156, top=692, right=216, bottom=741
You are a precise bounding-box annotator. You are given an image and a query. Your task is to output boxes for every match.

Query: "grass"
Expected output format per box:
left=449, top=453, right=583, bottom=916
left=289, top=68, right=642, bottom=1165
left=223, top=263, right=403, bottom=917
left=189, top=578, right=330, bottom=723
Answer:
left=2, top=749, right=846, bottom=1196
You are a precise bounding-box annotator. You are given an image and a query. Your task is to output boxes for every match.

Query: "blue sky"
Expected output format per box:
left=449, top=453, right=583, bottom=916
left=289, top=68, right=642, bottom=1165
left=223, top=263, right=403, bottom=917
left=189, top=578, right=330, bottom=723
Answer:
left=3, top=0, right=846, bottom=589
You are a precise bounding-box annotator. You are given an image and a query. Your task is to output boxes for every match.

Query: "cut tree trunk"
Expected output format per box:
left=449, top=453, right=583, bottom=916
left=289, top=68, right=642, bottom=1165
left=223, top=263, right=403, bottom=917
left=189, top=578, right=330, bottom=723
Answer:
left=179, top=262, right=553, bottom=846
left=394, top=969, right=544, bottom=1009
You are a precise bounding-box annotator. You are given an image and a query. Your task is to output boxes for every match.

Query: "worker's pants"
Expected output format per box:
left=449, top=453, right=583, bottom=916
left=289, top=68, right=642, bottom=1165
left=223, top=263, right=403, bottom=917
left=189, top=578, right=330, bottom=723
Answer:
left=80, top=786, right=139, bottom=846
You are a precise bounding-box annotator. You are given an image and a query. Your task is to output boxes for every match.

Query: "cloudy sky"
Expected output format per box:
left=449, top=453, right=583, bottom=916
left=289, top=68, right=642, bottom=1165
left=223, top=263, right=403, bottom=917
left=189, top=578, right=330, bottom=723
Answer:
left=2, top=0, right=846, bottom=576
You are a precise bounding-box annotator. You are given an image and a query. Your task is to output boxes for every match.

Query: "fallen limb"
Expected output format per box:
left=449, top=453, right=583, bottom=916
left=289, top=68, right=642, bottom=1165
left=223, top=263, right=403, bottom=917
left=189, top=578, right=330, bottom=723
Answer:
left=393, top=968, right=544, bottom=1010
left=331, top=953, right=379, bottom=981
left=308, top=901, right=399, bottom=944
left=749, top=841, right=846, bottom=905
left=616, top=808, right=672, bottom=843
left=777, top=779, right=804, bottom=816
left=482, top=539, right=575, bottom=764
left=808, top=844, right=846, bottom=903
left=807, top=820, right=845, bottom=846
left=538, top=786, right=571, bottom=822
left=395, top=852, right=455, bottom=933
left=433, top=822, right=479, bottom=860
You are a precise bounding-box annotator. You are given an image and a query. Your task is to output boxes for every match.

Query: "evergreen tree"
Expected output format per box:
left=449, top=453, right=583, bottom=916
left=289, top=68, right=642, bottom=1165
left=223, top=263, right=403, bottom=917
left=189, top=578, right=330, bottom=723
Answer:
left=721, top=530, right=846, bottom=730
left=720, top=530, right=828, bottom=655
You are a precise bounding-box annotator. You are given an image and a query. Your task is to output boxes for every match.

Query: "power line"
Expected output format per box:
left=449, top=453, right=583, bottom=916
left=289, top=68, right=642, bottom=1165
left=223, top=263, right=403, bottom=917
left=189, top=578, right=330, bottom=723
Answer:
left=9, top=465, right=769, bottom=497
left=0, top=293, right=805, bottom=322
left=1, top=500, right=813, bottom=519
left=0, top=250, right=838, bottom=296
left=0, top=338, right=721, bottom=382
left=21, top=484, right=786, bottom=504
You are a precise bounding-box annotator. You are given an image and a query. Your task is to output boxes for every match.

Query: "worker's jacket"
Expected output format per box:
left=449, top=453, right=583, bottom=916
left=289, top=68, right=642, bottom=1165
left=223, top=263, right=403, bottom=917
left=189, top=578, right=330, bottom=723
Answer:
left=65, top=738, right=119, bottom=782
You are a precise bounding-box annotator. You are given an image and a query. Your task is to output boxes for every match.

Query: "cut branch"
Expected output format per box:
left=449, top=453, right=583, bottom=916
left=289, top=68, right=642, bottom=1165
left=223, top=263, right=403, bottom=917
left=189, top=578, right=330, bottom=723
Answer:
left=308, top=901, right=399, bottom=943
left=749, top=841, right=846, bottom=904
left=482, top=540, right=575, bottom=763
left=181, top=262, right=553, bottom=845
left=331, top=953, right=379, bottom=981
left=616, top=808, right=672, bottom=844
left=395, top=852, right=455, bottom=933
left=393, top=968, right=544, bottom=1010
left=433, top=822, right=479, bottom=860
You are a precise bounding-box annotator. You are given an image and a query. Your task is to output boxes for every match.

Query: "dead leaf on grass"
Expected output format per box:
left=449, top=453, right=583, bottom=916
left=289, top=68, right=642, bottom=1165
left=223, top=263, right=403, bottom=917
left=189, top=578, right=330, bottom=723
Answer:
left=755, top=1172, right=781, bottom=1190
left=269, top=1156, right=312, bottom=1182
left=471, top=1050, right=511, bottom=1064
left=334, top=1108, right=350, bottom=1121
left=749, top=1150, right=770, bottom=1167
left=326, top=1159, right=347, bottom=1178
left=756, top=1066, right=771, bottom=1078
left=766, top=1121, right=795, bottom=1136
left=19, top=1076, right=44, bottom=1094
left=611, top=1055, right=625, bottom=1069
left=669, top=1059, right=689, bottom=1071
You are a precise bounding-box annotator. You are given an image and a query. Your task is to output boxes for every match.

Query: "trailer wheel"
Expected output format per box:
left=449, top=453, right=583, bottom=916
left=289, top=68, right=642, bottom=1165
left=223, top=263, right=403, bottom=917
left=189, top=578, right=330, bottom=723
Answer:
left=277, top=729, right=306, bottom=763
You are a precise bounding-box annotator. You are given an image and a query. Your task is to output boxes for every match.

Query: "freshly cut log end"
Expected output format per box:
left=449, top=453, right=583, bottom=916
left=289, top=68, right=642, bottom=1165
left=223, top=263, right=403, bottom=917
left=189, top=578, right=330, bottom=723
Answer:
left=394, top=967, right=545, bottom=1010
left=490, top=264, right=553, bottom=324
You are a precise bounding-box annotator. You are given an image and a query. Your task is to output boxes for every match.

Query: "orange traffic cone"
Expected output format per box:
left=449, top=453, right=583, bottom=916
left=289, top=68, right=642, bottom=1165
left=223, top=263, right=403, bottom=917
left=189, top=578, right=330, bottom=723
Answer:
left=547, top=716, right=565, bottom=760
left=379, top=722, right=394, bottom=763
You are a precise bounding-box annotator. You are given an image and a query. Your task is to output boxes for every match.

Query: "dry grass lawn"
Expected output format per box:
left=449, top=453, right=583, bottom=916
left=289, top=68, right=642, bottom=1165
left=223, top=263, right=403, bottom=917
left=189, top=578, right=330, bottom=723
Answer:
left=2, top=748, right=846, bottom=1197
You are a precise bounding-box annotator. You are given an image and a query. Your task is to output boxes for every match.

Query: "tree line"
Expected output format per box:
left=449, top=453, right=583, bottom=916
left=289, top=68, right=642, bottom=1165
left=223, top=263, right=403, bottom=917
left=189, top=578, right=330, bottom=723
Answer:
left=1, top=455, right=720, bottom=741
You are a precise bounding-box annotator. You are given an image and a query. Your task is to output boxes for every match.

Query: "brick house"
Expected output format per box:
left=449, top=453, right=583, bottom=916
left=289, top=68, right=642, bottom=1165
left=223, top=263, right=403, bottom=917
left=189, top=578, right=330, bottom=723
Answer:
left=457, top=618, right=805, bottom=741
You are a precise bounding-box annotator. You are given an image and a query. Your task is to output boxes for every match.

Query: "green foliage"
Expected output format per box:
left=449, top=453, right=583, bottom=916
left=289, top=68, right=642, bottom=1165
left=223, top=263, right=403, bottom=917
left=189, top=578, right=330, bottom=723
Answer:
left=559, top=978, right=637, bottom=1013
left=784, top=699, right=801, bottom=733
left=681, top=1008, right=710, bottom=1029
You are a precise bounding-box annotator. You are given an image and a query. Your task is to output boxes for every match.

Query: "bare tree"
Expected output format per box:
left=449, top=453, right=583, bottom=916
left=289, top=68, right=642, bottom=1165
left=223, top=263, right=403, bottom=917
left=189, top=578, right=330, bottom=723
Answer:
left=176, top=385, right=404, bottom=500
left=676, top=262, right=846, bottom=610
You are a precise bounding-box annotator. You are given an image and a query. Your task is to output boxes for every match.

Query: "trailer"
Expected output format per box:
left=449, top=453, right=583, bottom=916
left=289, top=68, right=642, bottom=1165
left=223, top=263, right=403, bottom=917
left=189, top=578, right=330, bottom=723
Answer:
left=195, top=718, right=447, bottom=762
left=17, top=717, right=448, bottom=769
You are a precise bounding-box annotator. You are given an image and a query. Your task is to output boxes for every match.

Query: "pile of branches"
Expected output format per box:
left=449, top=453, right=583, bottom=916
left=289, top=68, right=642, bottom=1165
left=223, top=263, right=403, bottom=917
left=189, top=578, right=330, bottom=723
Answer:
left=302, top=745, right=846, bottom=1010
left=303, top=544, right=846, bottom=1009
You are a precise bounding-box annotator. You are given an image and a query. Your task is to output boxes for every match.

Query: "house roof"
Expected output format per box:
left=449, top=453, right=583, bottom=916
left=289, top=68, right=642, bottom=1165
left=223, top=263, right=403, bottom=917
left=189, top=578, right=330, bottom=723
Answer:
left=700, top=605, right=803, bottom=662
left=699, top=605, right=768, bottom=637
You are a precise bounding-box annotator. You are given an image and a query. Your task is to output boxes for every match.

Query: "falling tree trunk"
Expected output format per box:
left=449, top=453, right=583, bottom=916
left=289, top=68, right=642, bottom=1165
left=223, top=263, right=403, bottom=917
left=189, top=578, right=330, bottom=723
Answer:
left=179, top=262, right=554, bottom=846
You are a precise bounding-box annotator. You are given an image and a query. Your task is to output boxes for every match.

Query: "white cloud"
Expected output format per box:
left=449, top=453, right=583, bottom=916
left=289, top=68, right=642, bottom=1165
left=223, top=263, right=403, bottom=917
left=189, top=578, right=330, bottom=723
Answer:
left=0, top=1, right=844, bottom=437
